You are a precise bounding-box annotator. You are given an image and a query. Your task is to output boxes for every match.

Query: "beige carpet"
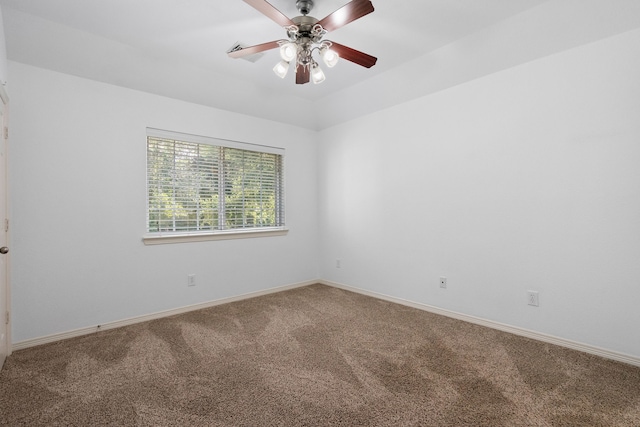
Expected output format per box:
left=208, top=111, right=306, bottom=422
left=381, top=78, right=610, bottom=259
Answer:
left=1, top=284, right=639, bottom=426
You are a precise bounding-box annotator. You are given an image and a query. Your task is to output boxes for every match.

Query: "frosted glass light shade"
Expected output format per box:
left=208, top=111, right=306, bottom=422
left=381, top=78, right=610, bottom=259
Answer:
left=311, top=63, right=325, bottom=84
left=273, top=60, right=290, bottom=79
left=321, top=48, right=339, bottom=68
left=279, top=43, right=297, bottom=62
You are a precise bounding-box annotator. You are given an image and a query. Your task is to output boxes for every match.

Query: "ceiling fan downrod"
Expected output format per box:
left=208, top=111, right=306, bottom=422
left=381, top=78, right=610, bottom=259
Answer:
left=296, top=0, right=314, bottom=15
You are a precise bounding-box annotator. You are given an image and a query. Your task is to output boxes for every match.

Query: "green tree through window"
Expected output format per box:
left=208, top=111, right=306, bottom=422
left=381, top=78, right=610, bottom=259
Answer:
left=147, top=135, right=284, bottom=233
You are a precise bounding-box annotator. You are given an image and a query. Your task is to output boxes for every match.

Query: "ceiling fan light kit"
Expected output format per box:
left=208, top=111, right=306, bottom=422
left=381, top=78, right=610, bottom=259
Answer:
left=273, top=60, right=290, bottom=78
left=320, top=45, right=339, bottom=68
left=310, top=62, right=326, bottom=84
left=229, top=0, right=377, bottom=85
left=279, top=42, right=298, bottom=62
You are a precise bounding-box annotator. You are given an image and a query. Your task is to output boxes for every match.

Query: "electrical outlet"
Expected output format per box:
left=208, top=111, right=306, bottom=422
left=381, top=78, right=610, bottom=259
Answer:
left=439, top=277, right=447, bottom=288
left=527, top=290, right=539, bottom=306
left=336, top=259, right=341, bottom=268
left=188, top=274, right=196, bottom=287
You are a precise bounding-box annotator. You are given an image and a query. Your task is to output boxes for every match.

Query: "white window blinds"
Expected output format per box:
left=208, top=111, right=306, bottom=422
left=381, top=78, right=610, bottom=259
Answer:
left=146, top=130, right=284, bottom=234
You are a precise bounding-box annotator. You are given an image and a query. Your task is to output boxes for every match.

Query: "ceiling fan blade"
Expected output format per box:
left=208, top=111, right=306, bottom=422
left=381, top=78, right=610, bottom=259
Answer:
left=330, top=42, right=377, bottom=68
left=317, top=0, right=374, bottom=33
left=228, top=40, right=280, bottom=58
left=296, top=64, right=310, bottom=84
left=242, top=0, right=295, bottom=27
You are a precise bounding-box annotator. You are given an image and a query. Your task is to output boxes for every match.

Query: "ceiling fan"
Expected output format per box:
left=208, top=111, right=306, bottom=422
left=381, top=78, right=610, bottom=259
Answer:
left=228, top=0, right=377, bottom=85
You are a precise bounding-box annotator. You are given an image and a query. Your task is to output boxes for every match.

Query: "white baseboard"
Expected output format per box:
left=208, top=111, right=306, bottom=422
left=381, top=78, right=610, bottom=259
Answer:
left=11, top=279, right=317, bottom=352
left=321, top=280, right=640, bottom=368
left=12, top=279, right=640, bottom=368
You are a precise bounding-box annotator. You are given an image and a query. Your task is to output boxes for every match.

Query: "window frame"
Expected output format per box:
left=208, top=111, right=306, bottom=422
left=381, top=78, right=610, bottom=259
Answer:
left=143, top=128, right=287, bottom=245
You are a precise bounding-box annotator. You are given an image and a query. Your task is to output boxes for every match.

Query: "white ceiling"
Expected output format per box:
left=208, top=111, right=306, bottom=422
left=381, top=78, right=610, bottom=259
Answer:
left=1, top=0, right=639, bottom=129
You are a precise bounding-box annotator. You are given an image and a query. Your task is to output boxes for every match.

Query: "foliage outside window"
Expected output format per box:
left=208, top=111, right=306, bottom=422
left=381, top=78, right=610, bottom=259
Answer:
left=147, top=131, right=284, bottom=234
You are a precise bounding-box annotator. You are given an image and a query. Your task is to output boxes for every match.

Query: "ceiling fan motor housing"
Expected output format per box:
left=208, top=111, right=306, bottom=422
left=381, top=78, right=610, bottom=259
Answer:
left=296, top=0, right=314, bottom=15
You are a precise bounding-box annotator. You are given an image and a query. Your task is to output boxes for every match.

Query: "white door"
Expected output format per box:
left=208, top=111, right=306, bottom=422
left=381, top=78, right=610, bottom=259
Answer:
left=0, top=96, right=8, bottom=370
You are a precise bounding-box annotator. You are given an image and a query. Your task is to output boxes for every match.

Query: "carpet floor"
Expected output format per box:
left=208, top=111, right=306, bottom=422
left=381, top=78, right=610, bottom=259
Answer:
left=1, top=284, right=639, bottom=426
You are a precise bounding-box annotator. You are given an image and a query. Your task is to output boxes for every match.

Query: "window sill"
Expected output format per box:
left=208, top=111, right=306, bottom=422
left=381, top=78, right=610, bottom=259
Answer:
left=142, top=228, right=289, bottom=245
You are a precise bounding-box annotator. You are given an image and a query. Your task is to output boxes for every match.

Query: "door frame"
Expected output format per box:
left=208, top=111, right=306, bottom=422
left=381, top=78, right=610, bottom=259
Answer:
left=0, top=83, right=10, bottom=361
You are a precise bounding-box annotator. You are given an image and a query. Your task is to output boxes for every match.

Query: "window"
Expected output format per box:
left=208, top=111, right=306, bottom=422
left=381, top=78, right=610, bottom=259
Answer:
left=145, top=129, right=285, bottom=243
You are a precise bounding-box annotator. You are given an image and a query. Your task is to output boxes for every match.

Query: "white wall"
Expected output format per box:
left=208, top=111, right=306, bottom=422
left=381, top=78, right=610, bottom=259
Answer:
left=319, top=29, right=640, bottom=358
left=0, top=6, right=7, bottom=86
left=7, top=19, right=640, bottom=361
left=8, top=62, right=319, bottom=343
